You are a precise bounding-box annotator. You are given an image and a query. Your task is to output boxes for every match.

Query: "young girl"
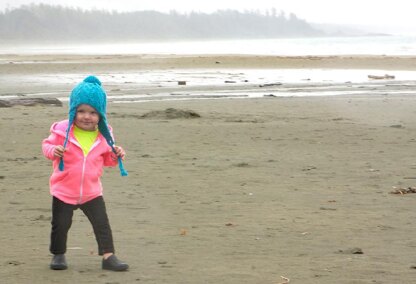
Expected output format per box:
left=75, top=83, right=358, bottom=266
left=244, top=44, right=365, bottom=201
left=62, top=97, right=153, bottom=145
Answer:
left=42, top=76, right=129, bottom=271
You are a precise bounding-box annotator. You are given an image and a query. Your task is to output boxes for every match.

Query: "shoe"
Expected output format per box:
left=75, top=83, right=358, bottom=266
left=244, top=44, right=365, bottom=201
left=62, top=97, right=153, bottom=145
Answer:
left=102, top=255, right=129, bottom=271
left=50, top=254, right=68, bottom=270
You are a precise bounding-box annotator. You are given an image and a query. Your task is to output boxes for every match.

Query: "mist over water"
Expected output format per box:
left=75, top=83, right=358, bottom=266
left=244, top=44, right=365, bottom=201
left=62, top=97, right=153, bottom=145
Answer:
left=2, top=4, right=415, bottom=57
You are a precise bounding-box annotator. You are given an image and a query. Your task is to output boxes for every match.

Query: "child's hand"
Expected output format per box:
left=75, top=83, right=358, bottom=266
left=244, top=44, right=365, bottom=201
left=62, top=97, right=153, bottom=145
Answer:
left=54, top=145, right=66, bottom=158
left=113, top=146, right=126, bottom=160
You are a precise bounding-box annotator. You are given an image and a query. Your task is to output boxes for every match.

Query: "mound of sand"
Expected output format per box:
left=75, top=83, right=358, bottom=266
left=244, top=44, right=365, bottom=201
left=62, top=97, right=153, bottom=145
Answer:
left=141, top=108, right=201, bottom=119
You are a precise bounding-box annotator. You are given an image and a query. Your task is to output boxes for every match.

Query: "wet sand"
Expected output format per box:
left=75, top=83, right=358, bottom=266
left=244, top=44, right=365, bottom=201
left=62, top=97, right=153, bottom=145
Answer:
left=2, top=54, right=416, bottom=103
left=1, top=55, right=416, bottom=283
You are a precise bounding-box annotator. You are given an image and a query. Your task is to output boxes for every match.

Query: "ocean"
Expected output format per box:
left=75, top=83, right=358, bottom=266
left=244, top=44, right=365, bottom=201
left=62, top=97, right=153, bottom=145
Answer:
left=1, top=35, right=416, bottom=56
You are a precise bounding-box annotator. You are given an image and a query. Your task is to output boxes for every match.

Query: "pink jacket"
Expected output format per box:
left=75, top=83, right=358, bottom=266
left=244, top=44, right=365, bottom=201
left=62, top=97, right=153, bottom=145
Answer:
left=42, top=120, right=118, bottom=205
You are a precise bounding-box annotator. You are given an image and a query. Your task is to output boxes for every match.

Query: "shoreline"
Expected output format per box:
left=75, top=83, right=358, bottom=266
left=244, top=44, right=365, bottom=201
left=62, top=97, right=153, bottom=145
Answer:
left=0, top=54, right=416, bottom=103
left=1, top=53, right=416, bottom=101
left=1, top=54, right=416, bottom=73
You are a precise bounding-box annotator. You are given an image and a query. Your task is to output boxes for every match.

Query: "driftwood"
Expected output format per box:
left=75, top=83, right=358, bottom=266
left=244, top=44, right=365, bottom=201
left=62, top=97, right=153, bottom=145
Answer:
left=277, top=276, right=290, bottom=284
left=390, top=187, right=416, bottom=195
left=368, top=74, right=395, bottom=80
left=0, top=98, right=62, bottom=107
left=259, top=82, right=282, bottom=87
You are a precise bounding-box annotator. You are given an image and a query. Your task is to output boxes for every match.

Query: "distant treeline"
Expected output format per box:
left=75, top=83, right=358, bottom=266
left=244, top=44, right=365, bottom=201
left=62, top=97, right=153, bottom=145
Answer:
left=0, top=4, right=324, bottom=42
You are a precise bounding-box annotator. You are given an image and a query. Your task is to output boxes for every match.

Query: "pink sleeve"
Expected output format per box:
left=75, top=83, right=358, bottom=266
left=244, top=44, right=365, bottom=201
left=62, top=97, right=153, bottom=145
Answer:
left=42, top=133, right=60, bottom=160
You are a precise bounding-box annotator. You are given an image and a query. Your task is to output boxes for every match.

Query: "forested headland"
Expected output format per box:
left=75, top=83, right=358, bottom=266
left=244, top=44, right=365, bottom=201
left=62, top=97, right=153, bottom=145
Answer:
left=0, top=4, right=325, bottom=42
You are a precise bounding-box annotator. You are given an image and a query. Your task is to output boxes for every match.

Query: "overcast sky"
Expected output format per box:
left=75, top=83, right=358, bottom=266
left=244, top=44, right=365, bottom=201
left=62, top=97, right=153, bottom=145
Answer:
left=1, top=0, right=414, bottom=34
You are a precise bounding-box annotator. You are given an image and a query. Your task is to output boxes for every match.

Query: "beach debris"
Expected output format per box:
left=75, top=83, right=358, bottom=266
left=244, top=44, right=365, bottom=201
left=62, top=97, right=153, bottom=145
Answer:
left=225, top=118, right=262, bottom=123
left=389, top=124, right=403, bottom=128
left=390, top=187, right=416, bottom=194
left=224, top=80, right=236, bottom=83
left=320, top=207, right=337, bottom=211
left=7, top=260, right=24, bottom=266
left=337, top=247, right=364, bottom=254
left=178, top=81, right=187, bottom=85
left=277, top=276, right=290, bottom=284
left=259, top=82, right=282, bottom=87
left=0, top=98, right=62, bottom=107
left=233, top=162, right=250, bottom=167
left=141, top=108, right=201, bottom=119
left=180, top=228, right=187, bottom=236
left=368, top=74, right=395, bottom=80
left=215, top=61, right=221, bottom=64
left=302, top=166, right=317, bottom=171
left=410, top=265, right=416, bottom=269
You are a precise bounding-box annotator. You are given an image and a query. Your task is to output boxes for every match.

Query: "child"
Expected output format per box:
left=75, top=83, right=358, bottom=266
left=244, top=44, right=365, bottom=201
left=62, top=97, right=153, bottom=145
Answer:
left=42, top=76, right=129, bottom=271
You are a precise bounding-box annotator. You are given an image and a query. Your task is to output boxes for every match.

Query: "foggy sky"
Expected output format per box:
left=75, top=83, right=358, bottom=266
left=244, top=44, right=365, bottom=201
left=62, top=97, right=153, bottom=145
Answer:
left=1, top=0, right=414, bottom=35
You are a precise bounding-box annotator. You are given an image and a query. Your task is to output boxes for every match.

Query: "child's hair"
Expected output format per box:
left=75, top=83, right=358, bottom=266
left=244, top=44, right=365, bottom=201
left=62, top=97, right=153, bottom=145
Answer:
left=59, top=75, right=128, bottom=176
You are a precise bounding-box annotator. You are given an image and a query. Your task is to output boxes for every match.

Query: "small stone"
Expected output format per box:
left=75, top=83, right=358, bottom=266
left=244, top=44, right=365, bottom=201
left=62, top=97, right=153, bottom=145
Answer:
left=337, top=247, right=363, bottom=254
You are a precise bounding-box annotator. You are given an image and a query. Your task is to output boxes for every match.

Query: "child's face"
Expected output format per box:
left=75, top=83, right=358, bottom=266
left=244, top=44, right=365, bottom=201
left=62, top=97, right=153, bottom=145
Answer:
left=74, top=104, right=100, bottom=131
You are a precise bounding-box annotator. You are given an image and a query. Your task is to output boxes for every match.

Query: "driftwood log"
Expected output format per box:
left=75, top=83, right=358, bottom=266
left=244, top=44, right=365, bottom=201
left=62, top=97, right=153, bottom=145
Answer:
left=368, top=74, right=395, bottom=80
left=0, top=98, right=62, bottom=107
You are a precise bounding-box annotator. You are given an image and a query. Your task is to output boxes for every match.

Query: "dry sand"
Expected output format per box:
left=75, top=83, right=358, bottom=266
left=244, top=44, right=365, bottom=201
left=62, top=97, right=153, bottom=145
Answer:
left=2, top=54, right=416, bottom=74
left=1, top=55, right=416, bottom=283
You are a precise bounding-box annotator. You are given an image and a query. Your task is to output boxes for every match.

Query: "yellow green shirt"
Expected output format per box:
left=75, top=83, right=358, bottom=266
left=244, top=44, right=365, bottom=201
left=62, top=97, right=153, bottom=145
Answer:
left=73, top=125, right=99, bottom=156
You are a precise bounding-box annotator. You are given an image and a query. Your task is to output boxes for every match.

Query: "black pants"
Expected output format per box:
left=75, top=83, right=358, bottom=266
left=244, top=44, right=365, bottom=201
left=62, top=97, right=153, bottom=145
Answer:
left=50, top=196, right=115, bottom=256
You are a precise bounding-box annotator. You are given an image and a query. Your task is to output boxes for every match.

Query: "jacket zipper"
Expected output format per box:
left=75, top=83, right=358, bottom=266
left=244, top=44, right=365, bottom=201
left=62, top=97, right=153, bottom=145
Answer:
left=78, top=156, right=87, bottom=204
left=77, top=139, right=101, bottom=204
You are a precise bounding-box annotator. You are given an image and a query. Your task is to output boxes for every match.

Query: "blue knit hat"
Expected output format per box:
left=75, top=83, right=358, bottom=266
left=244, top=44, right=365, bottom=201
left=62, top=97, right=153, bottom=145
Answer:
left=59, top=75, right=128, bottom=176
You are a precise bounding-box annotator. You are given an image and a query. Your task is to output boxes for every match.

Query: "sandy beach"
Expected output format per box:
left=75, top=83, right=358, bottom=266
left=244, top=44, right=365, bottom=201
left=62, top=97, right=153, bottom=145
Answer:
left=2, top=54, right=416, bottom=73
left=2, top=54, right=416, bottom=283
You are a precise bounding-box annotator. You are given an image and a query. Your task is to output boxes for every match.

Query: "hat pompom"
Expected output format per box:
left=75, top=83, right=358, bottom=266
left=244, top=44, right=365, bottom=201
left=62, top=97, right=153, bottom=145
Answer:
left=83, top=75, right=101, bottom=86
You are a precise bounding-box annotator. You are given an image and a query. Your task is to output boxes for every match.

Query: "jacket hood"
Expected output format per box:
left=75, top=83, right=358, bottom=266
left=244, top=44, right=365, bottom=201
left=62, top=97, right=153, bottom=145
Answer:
left=50, top=120, right=70, bottom=137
